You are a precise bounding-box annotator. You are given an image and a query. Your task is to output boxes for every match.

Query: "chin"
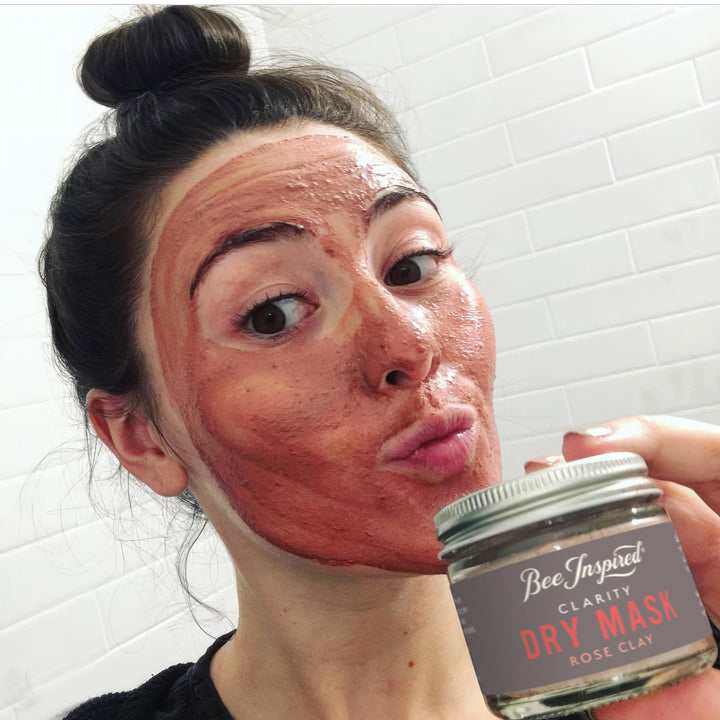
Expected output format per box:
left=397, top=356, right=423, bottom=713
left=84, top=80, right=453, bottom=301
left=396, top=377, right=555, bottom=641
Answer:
left=317, top=556, right=449, bottom=577
left=289, top=535, right=450, bottom=577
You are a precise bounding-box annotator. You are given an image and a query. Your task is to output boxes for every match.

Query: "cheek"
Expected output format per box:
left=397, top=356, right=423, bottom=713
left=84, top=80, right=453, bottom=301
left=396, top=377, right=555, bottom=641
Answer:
left=186, top=337, right=360, bottom=465
left=187, top=279, right=495, bottom=441
left=434, top=278, right=496, bottom=383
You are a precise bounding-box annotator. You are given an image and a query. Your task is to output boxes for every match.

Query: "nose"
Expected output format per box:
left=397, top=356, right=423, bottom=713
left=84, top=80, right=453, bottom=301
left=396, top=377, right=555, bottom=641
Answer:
left=358, top=294, right=441, bottom=393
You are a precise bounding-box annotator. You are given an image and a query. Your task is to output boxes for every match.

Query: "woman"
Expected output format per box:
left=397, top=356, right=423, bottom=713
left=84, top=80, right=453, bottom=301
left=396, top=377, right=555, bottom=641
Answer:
left=41, top=6, right=720, bottom=720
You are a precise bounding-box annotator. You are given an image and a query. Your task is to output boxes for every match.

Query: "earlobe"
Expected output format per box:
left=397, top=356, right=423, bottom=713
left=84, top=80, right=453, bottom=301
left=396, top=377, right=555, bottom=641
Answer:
left=86, top=389, right=189, bottom=497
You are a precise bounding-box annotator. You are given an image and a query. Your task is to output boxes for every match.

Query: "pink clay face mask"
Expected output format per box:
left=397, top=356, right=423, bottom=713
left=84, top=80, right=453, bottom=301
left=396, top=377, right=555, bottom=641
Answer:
left=149, top=130, right=501, bottom=573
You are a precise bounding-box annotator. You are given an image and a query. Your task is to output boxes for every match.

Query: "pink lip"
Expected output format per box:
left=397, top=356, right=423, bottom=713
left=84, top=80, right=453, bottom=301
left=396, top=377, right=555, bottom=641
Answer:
left=378, top=405, right=479, bottom=478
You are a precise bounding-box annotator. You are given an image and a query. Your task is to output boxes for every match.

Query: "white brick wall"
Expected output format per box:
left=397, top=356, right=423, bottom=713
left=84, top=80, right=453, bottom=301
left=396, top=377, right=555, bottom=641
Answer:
left=416, top=49, right=593, bottom=148
left=527, top=157, right=719, bottom=248
left=436, top=139, right=614, bottom=230
left=628, top=204, right=720, bottom=271
left=484, top=5, right=671, bottom=76
left=5, top=5, right=720, bottom=719
left=508, top=62, right=701, bottom=162
left=608, top=102, right=720, bottom=179
left=262, top=5, right=720, bottom=477
left=587, top=5, right=720, bottom=87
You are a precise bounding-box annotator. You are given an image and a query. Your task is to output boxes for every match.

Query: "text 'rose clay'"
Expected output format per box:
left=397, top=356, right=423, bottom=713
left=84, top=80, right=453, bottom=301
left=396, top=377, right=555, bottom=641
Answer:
left=434, top=452, right=717, bottom=719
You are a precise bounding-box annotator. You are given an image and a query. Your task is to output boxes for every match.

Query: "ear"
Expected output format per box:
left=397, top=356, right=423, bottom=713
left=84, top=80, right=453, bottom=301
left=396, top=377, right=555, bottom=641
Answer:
left=86, top=389, right=189, bottom=497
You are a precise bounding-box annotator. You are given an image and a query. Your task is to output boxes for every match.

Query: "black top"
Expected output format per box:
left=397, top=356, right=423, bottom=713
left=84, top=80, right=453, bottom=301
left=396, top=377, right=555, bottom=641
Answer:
left=62, top=632, right=235, bottom=720
left=60, top=630, right=593, bottom=720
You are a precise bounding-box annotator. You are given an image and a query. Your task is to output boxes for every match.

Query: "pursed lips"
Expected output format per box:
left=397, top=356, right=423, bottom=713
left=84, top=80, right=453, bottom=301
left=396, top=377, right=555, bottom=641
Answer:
left=377, top=404, right=479, bottom=478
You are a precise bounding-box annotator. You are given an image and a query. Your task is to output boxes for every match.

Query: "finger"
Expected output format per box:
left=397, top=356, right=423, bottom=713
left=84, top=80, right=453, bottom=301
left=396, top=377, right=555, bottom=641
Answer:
left=523, top=454, right=564, bottom=474
left=654, top=479, right=720, bottom=625
left=591, top=667, right=720, bottom=720
left=562, top=416, right=720, bottom=507
left=566, top=417, right=720, bottom=623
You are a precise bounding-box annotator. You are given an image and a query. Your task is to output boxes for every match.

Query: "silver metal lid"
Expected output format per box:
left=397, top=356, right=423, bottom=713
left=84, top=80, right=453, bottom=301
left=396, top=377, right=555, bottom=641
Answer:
left=435, top=452, right=659, bottom=556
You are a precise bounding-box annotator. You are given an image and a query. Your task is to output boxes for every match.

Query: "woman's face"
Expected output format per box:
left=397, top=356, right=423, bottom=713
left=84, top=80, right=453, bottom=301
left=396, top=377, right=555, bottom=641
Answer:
left=144, top=123, right=501, bottom=573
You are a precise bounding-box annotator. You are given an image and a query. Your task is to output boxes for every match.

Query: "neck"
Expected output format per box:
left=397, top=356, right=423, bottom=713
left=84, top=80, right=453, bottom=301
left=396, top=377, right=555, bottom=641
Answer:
left=210, top=541, right=494, bottom=720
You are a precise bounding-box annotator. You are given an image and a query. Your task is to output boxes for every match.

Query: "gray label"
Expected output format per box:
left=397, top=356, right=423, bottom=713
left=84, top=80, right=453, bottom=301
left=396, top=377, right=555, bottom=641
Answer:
left=451, top=522, right=711, bottom=696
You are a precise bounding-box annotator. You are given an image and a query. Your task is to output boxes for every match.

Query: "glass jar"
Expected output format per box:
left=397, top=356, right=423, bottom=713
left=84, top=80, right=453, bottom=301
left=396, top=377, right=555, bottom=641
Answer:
left=434, top=452, right=716, bottom=719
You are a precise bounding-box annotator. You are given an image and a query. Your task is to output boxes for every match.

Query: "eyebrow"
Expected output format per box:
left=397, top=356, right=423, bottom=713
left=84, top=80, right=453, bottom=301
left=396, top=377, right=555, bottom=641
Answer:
left=189, top=222, right=305, bottom=299
left=187, top=187, right=439, bottom=299
left=367, top=186, right=440, bottom=222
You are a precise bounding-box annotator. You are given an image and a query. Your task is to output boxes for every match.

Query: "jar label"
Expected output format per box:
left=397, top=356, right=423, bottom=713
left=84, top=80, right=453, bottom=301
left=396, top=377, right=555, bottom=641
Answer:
left=451, top=522, right=711, bottom=696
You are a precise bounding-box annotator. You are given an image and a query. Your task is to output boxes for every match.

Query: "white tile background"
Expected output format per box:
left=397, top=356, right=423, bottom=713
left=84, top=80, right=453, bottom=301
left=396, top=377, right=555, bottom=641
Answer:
left=2, top=5, right=720, bottom=718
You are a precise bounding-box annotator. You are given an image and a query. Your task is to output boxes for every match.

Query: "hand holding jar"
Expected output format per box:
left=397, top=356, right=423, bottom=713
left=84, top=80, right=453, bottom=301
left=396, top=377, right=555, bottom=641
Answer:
left=528, top=415, right=720, bottom=720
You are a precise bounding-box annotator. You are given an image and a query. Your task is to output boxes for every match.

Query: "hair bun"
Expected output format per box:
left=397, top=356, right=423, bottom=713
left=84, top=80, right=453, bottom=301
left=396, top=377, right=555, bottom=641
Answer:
left=79, top=5, right=252, bottom=108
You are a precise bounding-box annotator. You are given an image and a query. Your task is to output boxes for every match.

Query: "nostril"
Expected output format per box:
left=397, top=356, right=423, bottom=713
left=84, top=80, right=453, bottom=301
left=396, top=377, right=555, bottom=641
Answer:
left=384, top=369, right=408, bottom=387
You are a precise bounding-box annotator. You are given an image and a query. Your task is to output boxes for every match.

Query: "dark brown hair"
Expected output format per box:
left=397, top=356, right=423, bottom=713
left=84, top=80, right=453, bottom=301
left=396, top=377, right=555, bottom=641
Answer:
left=40, top=5, right=413, bottom=421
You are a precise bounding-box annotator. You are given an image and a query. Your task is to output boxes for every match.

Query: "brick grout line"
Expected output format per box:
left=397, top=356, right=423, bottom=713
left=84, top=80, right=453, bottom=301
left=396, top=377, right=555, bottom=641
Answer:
left=391, top=22, right=405, bottom=66
left=644, top=320, right=661, bottom=367
left=710, top=152, right=720, bottom=196
left=640, top=301, right=720, bottom=328
left=394, top=4, right=553, bottom=57
left=692, top=56, right=709, bottom=104
left=521, top=211, right=535, bottom=252
left=561, top=386, right=577, bottom=430
left=484, top=6, right=680, bottom=80
left=476, top=228, right=639, bottom=276
left=689, top=52, right=706, bottom=105
left=523, top=155, right=718, bottom=229
left=481, top=35, right=494, bottom=80
left=543, top=297, right=557, bottom=340
left=562, top=350, right=720, bottom=391
left=503, top=123, right=516, bottom=165
left=92, top=586, right=112, bottom=654
left=1, top=580, right=106, bottom=638
left=392, top=30, right=495, bottom=76
left=623, top=230, right=638, bottom=274
left=408, top=48, right=591, bottom=120
left=676, top=401, right=720, bottom=416
left=434, top=136, right=610, bottom=196
left=582, top=46, right=597, bottom=92
left=495, top=320, right=654, bottom=361
left=414, top=120, right=510, bottom=158
left=495, top=353, right=720, bottom=411
left=603, top=138, right=617, bottom=183
left=328, top=7, right=436, bottom=58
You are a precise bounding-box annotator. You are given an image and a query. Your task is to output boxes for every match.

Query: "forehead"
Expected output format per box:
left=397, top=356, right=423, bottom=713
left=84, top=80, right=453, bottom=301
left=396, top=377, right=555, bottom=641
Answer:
left=153, top=130, right=413, bottom=271
left=147, top=128, right=417, bottom=346
left=150, top=129, right=415, bottom=295
left=154, top=125, right=412, bottom=238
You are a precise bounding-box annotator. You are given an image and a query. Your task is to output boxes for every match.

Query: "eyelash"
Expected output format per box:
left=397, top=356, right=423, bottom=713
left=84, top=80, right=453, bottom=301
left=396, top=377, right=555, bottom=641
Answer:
left=235, top=289, right=312, bottom=337
left=395, top=246, right=453, bottom=265
left=385, top=245, right=454, bottom=282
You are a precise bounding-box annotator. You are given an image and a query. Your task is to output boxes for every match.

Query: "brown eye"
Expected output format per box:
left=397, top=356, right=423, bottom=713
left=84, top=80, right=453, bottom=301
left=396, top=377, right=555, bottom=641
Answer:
left=242, top=294, right=315, bottom=338
left=384, top=254, right=437, bottom=287
left=250, top=303, right=287, bottom=334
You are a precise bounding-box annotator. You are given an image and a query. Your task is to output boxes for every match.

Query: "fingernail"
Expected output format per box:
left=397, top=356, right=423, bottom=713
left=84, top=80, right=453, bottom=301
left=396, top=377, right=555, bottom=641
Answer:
left=524, top=455, right=563, bottom=472
left=568, top=426, right=613, bottom=438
